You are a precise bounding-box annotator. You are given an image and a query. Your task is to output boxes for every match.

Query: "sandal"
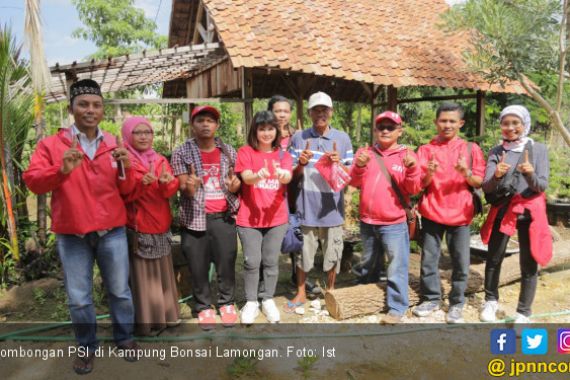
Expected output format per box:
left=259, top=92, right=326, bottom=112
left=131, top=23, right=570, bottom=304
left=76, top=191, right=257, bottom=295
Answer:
left=283, top=300, right=304, bottom=314
left=73, top=353, right=95, bottom=375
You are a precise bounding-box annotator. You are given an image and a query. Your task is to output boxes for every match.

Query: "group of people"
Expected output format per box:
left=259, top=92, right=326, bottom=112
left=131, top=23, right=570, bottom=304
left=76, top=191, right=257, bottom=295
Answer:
left=23, top=79, right=552, bottom=374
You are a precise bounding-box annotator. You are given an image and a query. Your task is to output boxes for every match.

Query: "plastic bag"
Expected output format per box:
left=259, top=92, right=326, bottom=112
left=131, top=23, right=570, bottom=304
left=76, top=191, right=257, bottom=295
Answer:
left=314, top=154, right=351, bottom=192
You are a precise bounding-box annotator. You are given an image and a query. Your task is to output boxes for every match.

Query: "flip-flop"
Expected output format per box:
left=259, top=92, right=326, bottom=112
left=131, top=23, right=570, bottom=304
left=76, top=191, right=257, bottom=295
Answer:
left=283, top=300, right=304, bottom=313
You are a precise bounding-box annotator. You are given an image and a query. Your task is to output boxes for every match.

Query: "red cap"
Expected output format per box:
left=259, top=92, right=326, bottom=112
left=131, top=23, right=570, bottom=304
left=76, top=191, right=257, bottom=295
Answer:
left=375, top=111, right=402, bottom=125
left=191, top=105, right=220, bottom=122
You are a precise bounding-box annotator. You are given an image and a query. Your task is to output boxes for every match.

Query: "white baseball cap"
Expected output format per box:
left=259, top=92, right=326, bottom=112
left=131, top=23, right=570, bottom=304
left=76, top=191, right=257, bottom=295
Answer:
left=308, top=91, right=333, bottom=109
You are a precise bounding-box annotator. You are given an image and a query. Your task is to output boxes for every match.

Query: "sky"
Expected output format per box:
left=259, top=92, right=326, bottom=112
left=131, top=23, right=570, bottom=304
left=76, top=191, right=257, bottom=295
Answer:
left=0, top=0, right=171, bottom=65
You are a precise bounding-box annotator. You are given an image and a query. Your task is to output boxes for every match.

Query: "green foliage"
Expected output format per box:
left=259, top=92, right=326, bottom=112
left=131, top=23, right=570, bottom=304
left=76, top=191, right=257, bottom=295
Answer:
left=297, top=355, right=319, bottom=379
left=548, top=147, right=570, bottom=200
left=71, top=0, right=166, bottom=59
left=218, top=103, right=245, bottom=149
left=98, top=120, right=120, bottom=136
left=227, top=356, right=260, bottom=379
left=0, top=238, right=16, bottom=289
left=442, top=0, right=561, bottom=84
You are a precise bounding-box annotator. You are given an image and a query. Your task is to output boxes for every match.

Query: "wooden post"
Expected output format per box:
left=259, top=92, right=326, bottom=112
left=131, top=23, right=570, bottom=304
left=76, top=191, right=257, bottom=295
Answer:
left=242, top=67, right=253, bottom=137
left=476, top=90, right=485, bottom=137
left=365, top=84, right=381, bottom=144
left=387, top=85, right=398, bottom=111
left=296, top=95, right=304, bottom=129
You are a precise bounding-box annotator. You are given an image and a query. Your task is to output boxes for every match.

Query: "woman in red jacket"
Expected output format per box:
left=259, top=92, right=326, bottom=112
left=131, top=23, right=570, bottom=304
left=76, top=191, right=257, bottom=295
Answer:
left=121, top=116, right=180, bottom=336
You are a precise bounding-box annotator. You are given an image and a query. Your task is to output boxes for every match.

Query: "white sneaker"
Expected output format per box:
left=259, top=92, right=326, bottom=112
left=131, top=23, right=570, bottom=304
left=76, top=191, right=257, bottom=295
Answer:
left=480, top=301, right=499, bottom=322
left=261, top=299, right=280, bottom=323
left=513, top=312, right=531, bottom=324
left=240, top=301, right=259, bottom=325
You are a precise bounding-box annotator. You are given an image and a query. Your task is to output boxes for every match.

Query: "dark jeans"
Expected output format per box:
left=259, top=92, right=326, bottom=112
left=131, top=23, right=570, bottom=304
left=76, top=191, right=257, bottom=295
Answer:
left=420, top=218, right=471, bottom=307
left=181, top=214, right=237, bottom=312
left=484, top=210, right=536, bottom=316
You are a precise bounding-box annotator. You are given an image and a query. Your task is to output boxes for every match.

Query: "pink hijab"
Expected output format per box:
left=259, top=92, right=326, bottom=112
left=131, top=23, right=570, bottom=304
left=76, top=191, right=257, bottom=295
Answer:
left=121, top=116, right=159, bottom=170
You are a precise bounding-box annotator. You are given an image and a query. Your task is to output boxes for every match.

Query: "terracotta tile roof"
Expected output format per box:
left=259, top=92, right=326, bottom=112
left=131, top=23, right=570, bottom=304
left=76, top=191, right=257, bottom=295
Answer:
left=201, top=0, right=524, bottom=93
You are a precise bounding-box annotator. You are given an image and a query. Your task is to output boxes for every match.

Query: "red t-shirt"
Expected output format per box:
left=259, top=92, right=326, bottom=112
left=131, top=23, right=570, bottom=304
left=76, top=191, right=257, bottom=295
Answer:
left=235, top=145, right=293, bottom=228
left=201, top=148, right=228, bottom=214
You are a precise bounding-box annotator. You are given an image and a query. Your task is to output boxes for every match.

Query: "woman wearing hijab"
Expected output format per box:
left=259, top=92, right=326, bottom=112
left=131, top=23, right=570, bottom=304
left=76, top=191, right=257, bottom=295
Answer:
left=479, top=105, right=552, bottom=323
left=122, top=116, right=180, bottom=335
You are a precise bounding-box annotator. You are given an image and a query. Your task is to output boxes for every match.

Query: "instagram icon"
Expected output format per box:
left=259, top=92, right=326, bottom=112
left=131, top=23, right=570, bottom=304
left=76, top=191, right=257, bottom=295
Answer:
left=558, top=329, right=570, bottom=354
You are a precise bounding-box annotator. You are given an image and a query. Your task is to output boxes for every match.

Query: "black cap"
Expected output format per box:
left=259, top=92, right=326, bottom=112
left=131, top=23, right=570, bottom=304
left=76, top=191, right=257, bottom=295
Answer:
left=70, top=79, right=102, bottom=104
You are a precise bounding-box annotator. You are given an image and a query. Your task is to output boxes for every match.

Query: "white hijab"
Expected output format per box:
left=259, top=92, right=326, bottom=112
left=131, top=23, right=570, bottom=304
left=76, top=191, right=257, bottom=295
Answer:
left=500, top=105, right=533, bottom=152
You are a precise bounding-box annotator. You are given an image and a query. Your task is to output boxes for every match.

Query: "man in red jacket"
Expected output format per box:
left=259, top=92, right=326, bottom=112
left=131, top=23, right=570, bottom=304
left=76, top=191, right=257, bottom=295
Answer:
left=350, top=111, right=421, bottom=324
left=23, top=79, right=140, bottom=374
left=413, top=103, right=485, bottom=323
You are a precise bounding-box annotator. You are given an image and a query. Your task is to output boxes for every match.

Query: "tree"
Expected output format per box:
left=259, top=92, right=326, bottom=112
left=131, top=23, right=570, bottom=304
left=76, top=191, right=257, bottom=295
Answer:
left=71, top=0, right=166, bottom=59
left=443, top=0, right=570, bottom=147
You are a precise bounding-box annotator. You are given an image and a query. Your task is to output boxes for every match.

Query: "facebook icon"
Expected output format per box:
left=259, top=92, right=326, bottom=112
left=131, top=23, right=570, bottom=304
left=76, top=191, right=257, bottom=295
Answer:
left=491, top=329, right=516, bottom=354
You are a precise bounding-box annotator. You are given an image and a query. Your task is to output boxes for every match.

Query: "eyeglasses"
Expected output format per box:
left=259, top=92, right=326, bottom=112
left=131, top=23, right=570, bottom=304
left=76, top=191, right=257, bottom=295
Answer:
left=375, top=124, right=399, bottom=132
left=132, top=130, right=153, bottom=136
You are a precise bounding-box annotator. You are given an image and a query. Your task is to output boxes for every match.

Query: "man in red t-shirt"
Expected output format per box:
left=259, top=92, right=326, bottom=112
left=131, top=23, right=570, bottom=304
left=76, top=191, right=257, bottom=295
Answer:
left=171, top=106, right=241, bottom=330
left=413, top=103, right=485, bottom=323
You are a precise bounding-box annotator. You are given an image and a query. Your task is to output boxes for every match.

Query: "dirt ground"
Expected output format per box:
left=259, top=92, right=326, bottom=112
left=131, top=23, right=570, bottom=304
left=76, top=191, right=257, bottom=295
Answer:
left=1, top=226, right=569, bottom=379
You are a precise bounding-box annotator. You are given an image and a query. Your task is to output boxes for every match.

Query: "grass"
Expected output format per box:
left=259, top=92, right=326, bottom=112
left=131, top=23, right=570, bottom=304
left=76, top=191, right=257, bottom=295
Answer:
left=226, top=356, right=261, bottom=379
left=297, top=355, right=319, bottom=379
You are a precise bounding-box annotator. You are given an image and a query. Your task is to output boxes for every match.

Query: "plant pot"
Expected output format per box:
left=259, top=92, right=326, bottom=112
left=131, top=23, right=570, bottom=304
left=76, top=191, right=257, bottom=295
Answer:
left=546, top=199, right=570, bottom=228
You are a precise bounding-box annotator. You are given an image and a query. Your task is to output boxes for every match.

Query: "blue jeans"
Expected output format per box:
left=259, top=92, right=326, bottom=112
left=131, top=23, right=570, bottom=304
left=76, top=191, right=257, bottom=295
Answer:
left=361, top=221, right=410, bottom=315
left=57, top=227, right=134, bottom=350
left=420, top=218, right=471, bottom=307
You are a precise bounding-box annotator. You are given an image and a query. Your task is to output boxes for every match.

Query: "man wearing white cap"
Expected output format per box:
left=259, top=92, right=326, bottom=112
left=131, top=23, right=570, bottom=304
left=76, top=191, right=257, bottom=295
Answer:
left=284, top=91, right=354, bottom=312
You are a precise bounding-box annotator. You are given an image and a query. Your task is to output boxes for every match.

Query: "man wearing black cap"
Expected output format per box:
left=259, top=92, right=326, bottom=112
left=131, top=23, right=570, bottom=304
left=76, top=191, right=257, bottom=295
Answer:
left=171, top=105, right=241, bottom=330
left=24, top=79, right=141, bottom=374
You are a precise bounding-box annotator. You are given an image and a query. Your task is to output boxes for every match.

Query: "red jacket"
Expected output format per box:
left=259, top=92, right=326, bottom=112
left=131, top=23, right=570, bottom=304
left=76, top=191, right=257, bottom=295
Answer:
left=23, top=128, right=139, bottom=234
left=417, top=137, right=485, bottom=226
left=481, top=193, right=552, bottom=266
left=350, top=145, right=421, bottom=225
left=123, top=155, right=179, bottom=234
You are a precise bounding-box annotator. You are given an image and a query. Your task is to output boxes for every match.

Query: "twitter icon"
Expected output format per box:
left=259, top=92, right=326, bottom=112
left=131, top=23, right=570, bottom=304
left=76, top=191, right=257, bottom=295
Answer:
left=522, top=329, right=548, bottom=355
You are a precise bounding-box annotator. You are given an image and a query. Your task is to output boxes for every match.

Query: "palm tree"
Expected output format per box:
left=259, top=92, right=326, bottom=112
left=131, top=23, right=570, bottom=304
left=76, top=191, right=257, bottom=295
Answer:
left=0, top=26, right=34, bottom=262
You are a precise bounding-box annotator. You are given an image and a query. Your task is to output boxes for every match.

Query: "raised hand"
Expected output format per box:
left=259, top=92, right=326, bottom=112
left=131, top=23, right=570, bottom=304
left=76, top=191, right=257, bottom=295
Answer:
left=256, top=159, right=271, bottom=179
left=185, top=163, right=202, bottom=197
left=224, top=166, right=241, bottom=193
left=61, top=136, right=84, bottom=174
left=273, top=160, right=290, bottom=182
left=426, top=152, right=439, bottom=175
left=327, top=141, right=340, bottom=163
left=494, top=151, right=511, bottom=179
left=355, top=143, right=371, bottom=168
left=517, top=149, right=534, bottom=176
left=113, top=135, right=131, bottom=169
left=454, top=152, right=468, bottom=176
left=142, top=162, right=157, bottom=185
left=402, top=148, right=416, bottom=168
left=298, top=140, right=313, bottom=166
left=158, top=162, right=174, bottom=184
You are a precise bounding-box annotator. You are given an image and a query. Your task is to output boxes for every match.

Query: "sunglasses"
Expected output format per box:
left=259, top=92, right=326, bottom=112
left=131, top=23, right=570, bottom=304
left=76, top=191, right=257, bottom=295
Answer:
left=375, top=124, right=399, bottom=132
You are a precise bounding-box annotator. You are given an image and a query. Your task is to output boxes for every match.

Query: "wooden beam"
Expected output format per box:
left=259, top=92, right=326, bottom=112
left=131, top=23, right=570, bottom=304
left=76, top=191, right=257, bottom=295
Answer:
left=191, top=2, right=205, bottom=44
left=369, top=84, right=380, bottom=144
left=242, top=67, right=254, bottom=137
left=105, top=97, right=252, bottom=105
left=397, top=93, right=478, bottom=104
left=476, top=90, right=485, bottom=137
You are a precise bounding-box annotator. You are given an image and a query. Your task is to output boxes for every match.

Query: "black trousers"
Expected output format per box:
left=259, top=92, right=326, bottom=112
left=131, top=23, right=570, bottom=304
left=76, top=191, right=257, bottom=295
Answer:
left=484, top=210, right=537, bottom=316
left=181, top=214, right=237, bottom=312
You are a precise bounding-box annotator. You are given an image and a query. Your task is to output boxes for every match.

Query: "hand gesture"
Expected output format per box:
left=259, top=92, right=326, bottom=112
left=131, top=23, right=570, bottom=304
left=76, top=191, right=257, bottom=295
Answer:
left=517, top=149, right=534, bottom=176
left=402, top=148, right=416, bottom=168
left=256, top=159, right=271, bottom=179
left=426, top=152, right=439, bottom=175
left=142, top=162, right=157, bottom=185
left=61, top=136, right=83, bottom=174
left=273, top=160, right=290, bottom=182
left=298, top=140, right=313, bottom=166
left=185, top=163, right=202, bottom=197
left=158, top=162, right=174, bottom=184
left=113, top=135, right=131, bottom=169
left=327, top=141, right=340, bottom=163
left=454, top=152, right=468, bottom=176
left=494, top=152, right=511, bottom=179
left=355, top=143, right=371, bottom=168
left=224, top=166, right=241, bottom=193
